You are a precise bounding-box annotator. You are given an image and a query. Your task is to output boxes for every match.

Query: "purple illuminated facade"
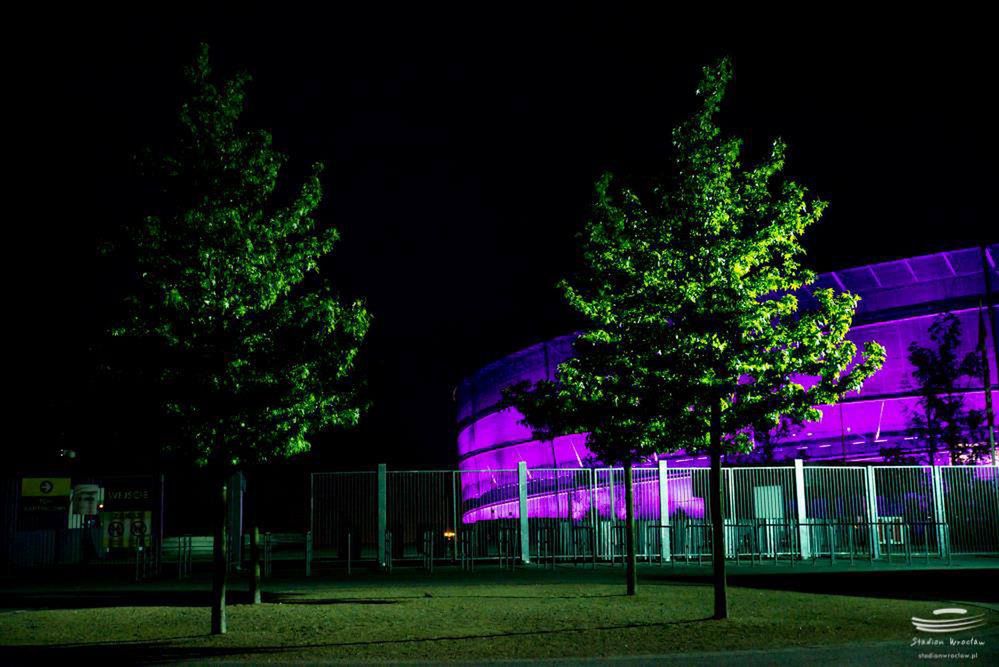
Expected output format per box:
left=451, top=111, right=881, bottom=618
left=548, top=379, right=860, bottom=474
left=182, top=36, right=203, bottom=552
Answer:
left=457, top=246, right=999, bottom=476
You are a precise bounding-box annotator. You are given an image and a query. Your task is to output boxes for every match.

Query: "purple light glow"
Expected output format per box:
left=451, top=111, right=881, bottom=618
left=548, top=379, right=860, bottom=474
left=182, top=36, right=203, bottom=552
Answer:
left=462, top=474, right=704, bottom=524
left=457, top=247, right=999, bottom=520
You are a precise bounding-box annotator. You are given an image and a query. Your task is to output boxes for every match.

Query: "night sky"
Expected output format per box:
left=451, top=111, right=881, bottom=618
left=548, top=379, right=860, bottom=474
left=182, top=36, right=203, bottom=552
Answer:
left=10, top=6, right=993, bottom=470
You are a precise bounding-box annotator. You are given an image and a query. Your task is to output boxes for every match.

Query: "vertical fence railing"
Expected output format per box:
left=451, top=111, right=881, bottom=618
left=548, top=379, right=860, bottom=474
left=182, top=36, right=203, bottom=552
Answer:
left=310, top=472, right=378, bottom=563
left=727, top=466, right=799, bottom=560
left=633, top=467, right=661, bottom=560
left=594, top=468, right=616, bottom=560
left=940, top=466, right=999, bottom=554
left=660, top=467, right=711, bottom=562
left=310, top=463, right=999, bottom=569
left=802, top=466, right=871, bottom=560
left=872, top=466, right=935, bottom=560
left=456, top=468, right=520, bottom=563
left=385, top=471, right=455, bottom=564
left=524, top=468, right=596, bottom=563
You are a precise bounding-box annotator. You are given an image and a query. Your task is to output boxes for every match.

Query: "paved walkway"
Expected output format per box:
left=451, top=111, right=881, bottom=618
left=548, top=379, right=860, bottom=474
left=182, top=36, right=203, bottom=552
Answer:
left=439, top=602, right=999, bottom=667
left=443, top=629, right=999, bottom=667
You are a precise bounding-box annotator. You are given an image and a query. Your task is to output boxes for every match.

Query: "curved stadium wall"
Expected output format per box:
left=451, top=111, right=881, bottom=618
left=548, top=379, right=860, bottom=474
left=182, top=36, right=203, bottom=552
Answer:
left=457, top=246, right=999, bottom=476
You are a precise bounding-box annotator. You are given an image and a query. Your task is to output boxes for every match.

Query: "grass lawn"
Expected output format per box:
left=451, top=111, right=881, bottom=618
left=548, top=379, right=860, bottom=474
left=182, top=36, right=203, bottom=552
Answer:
left=1, top=566, right=996, bottom=663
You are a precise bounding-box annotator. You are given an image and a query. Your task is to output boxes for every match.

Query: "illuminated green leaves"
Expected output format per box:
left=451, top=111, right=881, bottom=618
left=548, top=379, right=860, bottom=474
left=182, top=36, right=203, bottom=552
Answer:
left=114, top=44, right=369, bottom=468
left=505, top=57, right=885, bottom=464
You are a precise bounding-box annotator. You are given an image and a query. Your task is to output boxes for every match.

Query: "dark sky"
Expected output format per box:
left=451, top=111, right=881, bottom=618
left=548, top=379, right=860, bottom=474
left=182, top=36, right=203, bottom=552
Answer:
left=10, top=5, right=993, bottom=469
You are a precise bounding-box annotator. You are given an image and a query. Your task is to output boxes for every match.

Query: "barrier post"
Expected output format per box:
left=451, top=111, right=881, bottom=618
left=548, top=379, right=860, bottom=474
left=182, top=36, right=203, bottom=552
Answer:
left=658, top=460, right=671, bottom=562
left=452, top=472, right=459, bottom=561
left=308, top=473, right=314, bottom=566
left=518, top=461, right=530, bottom=564
left=607, top=468, right=616, bottom=561
left=931, top=466, right=948, bottom=557
left=305, top=530, right=312, bottom=577
left=377, top=464, right=387, bottom=568
left=865, top=467, right=881, bottom=559
left=794, top=459, right=810, bottom=560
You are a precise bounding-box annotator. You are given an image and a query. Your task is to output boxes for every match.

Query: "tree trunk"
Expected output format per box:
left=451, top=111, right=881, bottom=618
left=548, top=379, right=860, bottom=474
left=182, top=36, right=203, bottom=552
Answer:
left=246, top=470, right=261, bottom=605
left=250, top=525, right=261, bottom=604
left=211, top=471, right=229, bottom=635
left=709, top=398, right=728, bottom=620
left=624, top=461, right=638, bottom=596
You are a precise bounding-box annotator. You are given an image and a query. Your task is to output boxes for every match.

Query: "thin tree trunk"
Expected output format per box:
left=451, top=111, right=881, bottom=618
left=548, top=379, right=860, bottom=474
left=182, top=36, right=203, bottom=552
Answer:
left=624, top=461, right=637, bottom=596
left=247, top=470, right=261, bottom=605
left=211, top=470, right=229, bottom=635
left=709, top=398, right=728, bottom=620
left=250, top=525, right=261, bottom=604
left=212, top=309, right=230, bottom=633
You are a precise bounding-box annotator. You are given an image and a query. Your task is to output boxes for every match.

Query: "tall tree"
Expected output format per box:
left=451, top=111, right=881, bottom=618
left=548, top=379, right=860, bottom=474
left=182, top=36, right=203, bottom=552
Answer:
left=906, top=313, right=987, bottom=464
left=111, top=45, right=370, bottom=633
left=505, top=58, right=884, bottom=615
left=505, top=308, right=652, bottom=596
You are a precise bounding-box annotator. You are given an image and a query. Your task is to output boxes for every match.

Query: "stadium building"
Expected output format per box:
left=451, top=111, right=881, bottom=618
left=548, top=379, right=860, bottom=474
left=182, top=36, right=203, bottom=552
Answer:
left=457, top=246, right=999, bottom=474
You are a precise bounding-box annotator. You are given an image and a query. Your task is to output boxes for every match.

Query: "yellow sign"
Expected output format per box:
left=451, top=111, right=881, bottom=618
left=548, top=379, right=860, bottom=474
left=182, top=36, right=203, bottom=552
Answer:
left=22, top=478, right=71, bottom=497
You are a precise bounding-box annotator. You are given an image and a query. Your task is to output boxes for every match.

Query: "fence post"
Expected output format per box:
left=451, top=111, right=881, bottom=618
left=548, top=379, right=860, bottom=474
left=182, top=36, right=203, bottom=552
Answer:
left=607, top=468, right=616, bottom=561
left=865, top=466, right=881, bottom=559
left=658, top=459, right=671, bottom=562
left=305, top=473, right=316, bottom=577
left=727, top=468, right=736, bottom=519
left=157, top=473, right=165, bottom=577
left=794, top=459, right=810, bottom=560
left=931, top=466, right=948, bottom=557
left=308, top=473, right=314, bottom=566
left=377, top=463, right=387, bottom=569
left=518, top=461, right=530, bottom=564
left=264, top=532, right=272, bottom=577
left=452, top=472, right=459, bottom=562
left=589, top=468, right=597, bottom=566
left=305, top=530, right=312, bottom=577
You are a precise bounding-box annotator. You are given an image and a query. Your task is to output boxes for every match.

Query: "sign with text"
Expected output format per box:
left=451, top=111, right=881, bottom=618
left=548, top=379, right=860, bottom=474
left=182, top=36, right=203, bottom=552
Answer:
left=103, top=477, right=154, bottom=511
left=20, top=477, right=72, bottom=513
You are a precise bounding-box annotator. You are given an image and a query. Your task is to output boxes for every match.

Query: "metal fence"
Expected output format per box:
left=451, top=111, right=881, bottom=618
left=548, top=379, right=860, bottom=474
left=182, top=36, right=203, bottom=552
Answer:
left=310, top=462, right=999, bottom=568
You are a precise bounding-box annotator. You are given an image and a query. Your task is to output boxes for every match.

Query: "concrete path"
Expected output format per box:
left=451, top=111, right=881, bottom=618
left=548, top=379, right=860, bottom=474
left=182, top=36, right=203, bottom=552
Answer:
left=442, top=633, right=998, bottom=666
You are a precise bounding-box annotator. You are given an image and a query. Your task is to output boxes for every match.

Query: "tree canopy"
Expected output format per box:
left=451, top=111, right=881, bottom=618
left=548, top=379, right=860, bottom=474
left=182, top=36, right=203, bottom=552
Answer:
left=112, top=44, right=370, bottom=468
left=903, top=312, right=988, bottom=464
left=505, top=55, right=886, bottom=470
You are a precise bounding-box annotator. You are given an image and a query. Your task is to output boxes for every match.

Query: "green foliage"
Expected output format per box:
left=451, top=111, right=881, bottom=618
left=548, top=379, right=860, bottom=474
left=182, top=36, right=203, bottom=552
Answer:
left=113, top=44, right=370, bottom=467
left=902, top=313, right=988, bottom=464
left=505, top=58, right=885, bottom=465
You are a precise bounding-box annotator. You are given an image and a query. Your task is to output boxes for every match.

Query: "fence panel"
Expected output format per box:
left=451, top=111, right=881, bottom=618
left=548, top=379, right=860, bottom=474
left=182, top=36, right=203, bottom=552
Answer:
left=386, top=471, right=455, bottom=563
left=524, top=468, right=595, bottom=562
left=593, top=468, right=617, bottom=559
left=802, top=467, right=872, bottom=558
left=311, top=472, right=378, bottom=561
left=871, top=466, right=938, bottom=559
left=309, top=463, right=998, bottom=567
left=456, top=468, right=519, bottom=562
left=803, top=467, right=869, bottom=522
left=662, top=468, right=710, bottom=560
left=941, top=466, right=999, bottom=554
left=730, top=467, right=798, bottom=523
left=632, top=467, right=661, bottom=559
left=872, top=466, right=935, bottom=522
left=727, top=466, right=798, bottom=559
